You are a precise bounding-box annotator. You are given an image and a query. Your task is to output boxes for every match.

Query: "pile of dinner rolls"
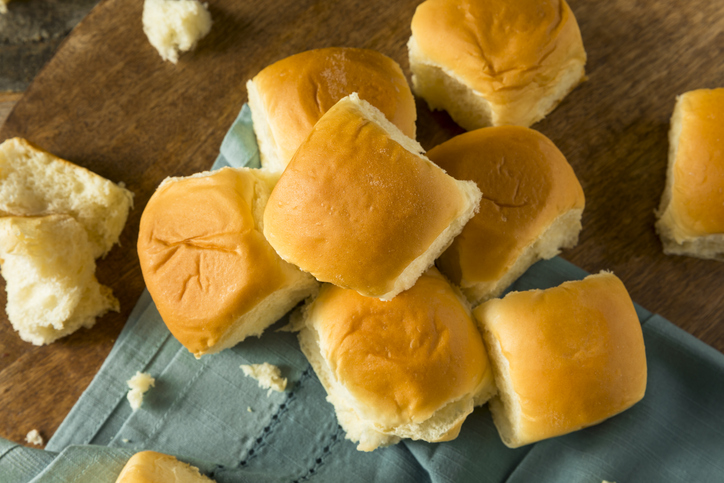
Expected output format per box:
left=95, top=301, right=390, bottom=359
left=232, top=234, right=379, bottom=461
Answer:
left=137, top=0, right=656, bottom=453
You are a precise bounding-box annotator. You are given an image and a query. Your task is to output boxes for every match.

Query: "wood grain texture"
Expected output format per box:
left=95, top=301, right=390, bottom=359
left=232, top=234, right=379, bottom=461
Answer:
left=0, top=0, right=722, bottom=447
left=0, top=93, right=21, bottom=127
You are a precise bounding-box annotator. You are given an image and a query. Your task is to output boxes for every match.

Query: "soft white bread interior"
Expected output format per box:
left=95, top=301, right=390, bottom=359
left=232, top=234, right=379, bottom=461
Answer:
left=115, top=450, right=215, bottom=483
left=263, top=93, right=481, bottom=300
left=137, top=167, right=318, bottom=358
left=0, top=214, right=119, bottom=345
left=656, top=88, right=724, bottom=260
left=247, top=47, right=417, bottom=174
left=431, top=126, right=585, bottom=305
left=296, top=268, right=496, bottom=452
left=408, top=0, right=586, bottom=130
left=473, top=271, right=647, bottom=448
left=142, top=0, right=212, bottom=64
left=0, top=137, right=134, bottom=259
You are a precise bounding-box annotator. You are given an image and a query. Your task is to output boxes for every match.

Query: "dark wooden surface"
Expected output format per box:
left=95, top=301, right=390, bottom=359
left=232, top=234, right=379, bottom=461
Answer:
left=0, top=0, right=99, bottom=92
left=0, top=0, right=723, bottom=447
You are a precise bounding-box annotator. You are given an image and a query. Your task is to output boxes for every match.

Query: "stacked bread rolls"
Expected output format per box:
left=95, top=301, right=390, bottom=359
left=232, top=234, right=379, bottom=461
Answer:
left=138, top=5, right=648, bottom=451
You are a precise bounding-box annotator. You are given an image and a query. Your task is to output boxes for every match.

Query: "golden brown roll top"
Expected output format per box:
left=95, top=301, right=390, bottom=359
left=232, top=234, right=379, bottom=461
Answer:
left=247, top=47, right=417, bottom=173
left=138, top=167, right=317, bottom=358
left=297, top=268, right=496, bottom=451
left=656, top=88, right=724, bottom=259
left=474, top=272, right=647, bottom=448
left=115, top=451, right=214, bottom=482
left=408, top=0, right=586, bottom=129
left=430, top=126, right=585, bottom=304
left=263, top=93, right=481, bottom=300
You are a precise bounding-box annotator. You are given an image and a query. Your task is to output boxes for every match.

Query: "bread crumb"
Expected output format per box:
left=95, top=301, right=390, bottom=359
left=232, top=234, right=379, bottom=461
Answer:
left=127, top=371, right=155, bottom=410
left=247, top=407, right=253, bottom=413
left=240, top=363, right=287, bottom=396
left=142, top=0, right=212, bottom=64
left=25, top=429, right=43, bottom=446
left=122, top=438, right=130, bottom=443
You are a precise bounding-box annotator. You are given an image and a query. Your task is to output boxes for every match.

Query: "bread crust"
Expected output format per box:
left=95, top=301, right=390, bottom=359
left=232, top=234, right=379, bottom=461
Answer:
left=656, top=88, right=724, bottom=260
left=408, top=0, right=586, bottom=129
left=473, top=272, right=647, bottom=448
left=297, top=268, right=496, bottom=451
left=247, top=47, right=416, bottom=173
left=263, top=94, right=481, bottom=300
left=138, top=167, right=317, bottom=357
left=430, top=126, right=585, bottom=304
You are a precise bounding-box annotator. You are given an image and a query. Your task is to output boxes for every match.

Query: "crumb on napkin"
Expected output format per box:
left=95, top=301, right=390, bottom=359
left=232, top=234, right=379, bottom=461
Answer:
left=127, top=371, right=155, bottom=410
left=240, top=363, right=287, bottom=396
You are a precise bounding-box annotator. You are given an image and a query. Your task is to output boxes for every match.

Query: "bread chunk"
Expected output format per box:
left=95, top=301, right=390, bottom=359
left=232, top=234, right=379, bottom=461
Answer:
left=0, top=215, right=119, bottom=345
left=142, top=0, right=212, bottom=64
left=240, top=363, right=287, bottom=395
left=127, top=371, right=156, bottom=411
left=0, top=137, right=133, bottom=259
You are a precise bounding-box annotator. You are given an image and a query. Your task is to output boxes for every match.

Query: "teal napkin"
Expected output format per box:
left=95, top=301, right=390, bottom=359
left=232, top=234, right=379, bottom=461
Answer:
left=2, top=105, right=724, bottom=483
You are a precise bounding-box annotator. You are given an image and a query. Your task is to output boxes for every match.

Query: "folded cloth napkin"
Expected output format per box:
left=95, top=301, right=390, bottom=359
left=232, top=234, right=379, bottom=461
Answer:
left=2, top=105, right=724, bottom=483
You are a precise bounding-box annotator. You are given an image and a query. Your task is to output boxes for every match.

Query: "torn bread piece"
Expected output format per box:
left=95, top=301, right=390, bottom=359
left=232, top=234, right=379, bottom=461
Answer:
left=0, top=137, right=133, bottom=259
left=263, top=93, right=481, bottom=300
left=25, top=430, right=43, bottom=446
left=127, top=371, right=155, bottom=411
left=240, top=363, right=287, bottom=396
left=142, top=0, right=212, bottom=64
left=0, top=215, right=119, bottom=345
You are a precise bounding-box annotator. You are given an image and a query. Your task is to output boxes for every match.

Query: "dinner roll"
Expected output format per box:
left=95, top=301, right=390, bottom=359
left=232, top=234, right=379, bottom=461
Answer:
left=0, top=137, right=134, bottom=259
left=263, top=93, right=481, bottom=300
left=473, top=272, right=647, bottom=448
left=408, top=0, right=586, bottom=130
left=115, top=451, right=214, bottom=482
left=296, top=268, right=496, bottom=452
left=656, top=88, right=724, bottom=260
left=0, top=214, right=119, bottom=345
left=137, top=167, right=318, bottom=358
left=430, top=126, right=585, bottom=305
left=247, top=47, right=416, bottom=173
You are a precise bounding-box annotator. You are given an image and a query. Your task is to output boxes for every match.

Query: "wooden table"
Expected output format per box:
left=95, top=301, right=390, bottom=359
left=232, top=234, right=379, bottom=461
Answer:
left=1, top=0, right=723, bottom=448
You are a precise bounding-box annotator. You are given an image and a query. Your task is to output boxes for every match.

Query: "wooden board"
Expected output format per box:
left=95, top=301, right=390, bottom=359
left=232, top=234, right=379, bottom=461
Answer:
left=1, top=0, right=723, bottom=447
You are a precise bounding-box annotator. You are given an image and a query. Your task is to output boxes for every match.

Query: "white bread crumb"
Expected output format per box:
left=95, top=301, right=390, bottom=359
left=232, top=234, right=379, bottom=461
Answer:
left=25, top=429, right=43, bottom=446
left=240, top=363, right=287, bottom=396
left=142, top=0, right=212, bottom=64
left=127, top=371, right=155, bottom=410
